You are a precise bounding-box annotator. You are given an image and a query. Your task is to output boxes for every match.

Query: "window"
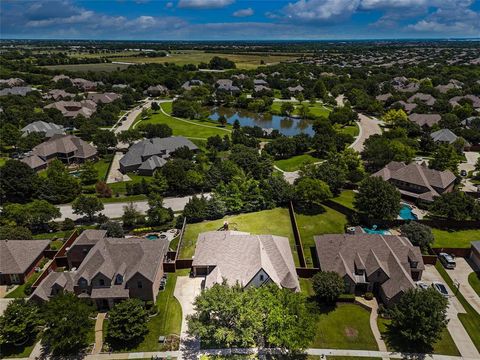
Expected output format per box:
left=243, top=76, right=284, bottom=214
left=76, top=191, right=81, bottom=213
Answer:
left=115, top=274, right=123, bottom=285
left=259, top=274, right=264, bottom=281
left=78, top=278, right=87, bottom=288
left=137, top=281, right=143, bottom=288
left=99, top=278, right=105, bottom=286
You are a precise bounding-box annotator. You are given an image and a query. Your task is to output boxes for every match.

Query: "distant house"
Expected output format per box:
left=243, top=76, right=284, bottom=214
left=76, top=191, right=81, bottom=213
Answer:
left=253, top=79, right=268, bottom=86
left=44, top=89, right=75, bottom=101
left=394, top=101, right=417, bottom=113
left=192, top=231, right=300, bottom=291
left=430, top=129, right=459, bottom=145
left=23, top=134, right=97, bottom=168
left=449, top=95, right=480, bottom=109
left=0, top=78, right=25, bottom=87
left=376, top=93, right=392, bottom=102
left=373, top=161, right=456, bottom=203
left=470, top=241, right=480, bottom=269
left=52, top=74, right=70, bottom=82
left=144, top=85, right=168, bottom=97
left=314, top=233, right=424, bottom=306
left=86, top=92, right=121, bottom=104
left=254, top=85, right=271, bottom=93
left=31, top=236, right=169, bottom=310
left=435, top=80, right=463, bottom=94
left=21, top=121, right=66, bottom=138
left=119, top=136, right=198, bottom=175
left=408, top=113, right=441, bottom=127
left=181, top=80, right=204, bottom=91
left=407, top=93, right=436, bottom=106
left=0, top=240, right=50, bottom=285
left=20, top=155, right=47, bottom=172
left=391, top=77, right=420, bottom=93
left=44, top=100, right=97, bottom=118
left=216, top=79, right=240, bottom=94
left=287, top=85, right=304, bottom=93
left=0, top=86, right=33, bottom=97
left=71, top=78, right=98, bottom=91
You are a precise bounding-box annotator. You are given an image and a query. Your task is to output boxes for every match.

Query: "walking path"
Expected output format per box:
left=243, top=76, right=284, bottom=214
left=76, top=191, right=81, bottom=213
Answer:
left=356, top=297, right=388, bottom=353
left=92, top=312, right=107, bottom=355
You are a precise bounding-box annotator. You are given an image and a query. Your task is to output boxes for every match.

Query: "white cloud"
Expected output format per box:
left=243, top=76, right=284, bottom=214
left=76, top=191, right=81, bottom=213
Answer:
left=178, top=0, right=234, bottom=9
left=233, top=7, right=253, bottom=17
left=283, top=0, right=360, bottom=22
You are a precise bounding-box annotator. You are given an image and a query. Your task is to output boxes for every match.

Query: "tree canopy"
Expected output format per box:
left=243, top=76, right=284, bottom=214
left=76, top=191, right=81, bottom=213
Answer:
left=354, top=177, right=401, bottom=220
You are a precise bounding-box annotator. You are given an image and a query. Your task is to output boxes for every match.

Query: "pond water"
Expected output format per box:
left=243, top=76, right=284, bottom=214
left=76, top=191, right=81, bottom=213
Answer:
left=209, top=107, right=315, bottom=136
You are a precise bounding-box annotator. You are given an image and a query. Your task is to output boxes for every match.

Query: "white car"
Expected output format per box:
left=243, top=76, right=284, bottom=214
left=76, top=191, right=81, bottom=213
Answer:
left=416, top=281, right=429, bottom=290
left=432, top=281, right=449, bottom=297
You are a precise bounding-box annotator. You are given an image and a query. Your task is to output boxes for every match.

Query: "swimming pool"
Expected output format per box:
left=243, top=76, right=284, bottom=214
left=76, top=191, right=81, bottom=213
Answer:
left=399, top=204, right=417, bottom=220
left=362, top=227, right=390, bottom=235
left=146, top=234, right=159, bottom=240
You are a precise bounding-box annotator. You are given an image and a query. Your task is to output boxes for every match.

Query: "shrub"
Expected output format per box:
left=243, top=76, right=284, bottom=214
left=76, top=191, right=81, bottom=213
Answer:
left=338, top=294, right=355, bottom=302
left=365, top=292, right=374, bottom=300
left=62, top=218, right=76, bottom=231
left=312, top=271, right=345, bottom=303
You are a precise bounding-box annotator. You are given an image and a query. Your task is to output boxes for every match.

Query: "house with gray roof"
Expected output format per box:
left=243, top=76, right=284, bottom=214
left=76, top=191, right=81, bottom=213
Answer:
left=44, top=100, right=97, bottom=118
left=435, top=80, right=463, bottom=94
left=450, top=95, right=480, bottom=109
left=31, top=235, right=169, bottom=310
left=287, top=85, right=304, bottom=93
left=408, top=113, right=441, bottom=127
left=192, top=231, right=300, bottom=292
left=430, top=129, right=458, bottom=144
left=376, top=93, right=392, bottom=102
left=373, top=161, right=456, bottom=203
left=470, top=241, right=480, bottom=269
left=181, top=80, right=204, bottom=91
left=1, top=240, right=50, bottom=285
left=407, top=93, right=436, bottom=106
left=314, top=233, right=424, bottom=306
left=144, top=85, right=168, bottom=96
left=120, top=136, right=198, bottom=175
left=216, top=79, right=240, bottom=94
left=0, top=78, right=25, bottom=87
left=67, top=229, right=108, bottom=268
left=21, top=121, right=66, bottom=138
left=394, top=101, right=417, bottom=113
left=86, top=92, right=121, bottom=104
left=0, top=86, right=33, bottom=97
left=44, top=89, right=75, bottom=101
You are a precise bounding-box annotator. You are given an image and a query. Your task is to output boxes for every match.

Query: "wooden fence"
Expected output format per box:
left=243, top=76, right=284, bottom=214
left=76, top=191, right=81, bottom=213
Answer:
left=288, top=202, right=306, bottom=268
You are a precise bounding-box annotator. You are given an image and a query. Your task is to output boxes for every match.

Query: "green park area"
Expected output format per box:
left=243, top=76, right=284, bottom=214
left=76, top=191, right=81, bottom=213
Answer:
left=270, top=102, right=331, bottom=118
left=431, top=228, right=480, bottom=248
left=180, top=208, right=299, bottom=265
left=274, top=153, right=319, bottom=172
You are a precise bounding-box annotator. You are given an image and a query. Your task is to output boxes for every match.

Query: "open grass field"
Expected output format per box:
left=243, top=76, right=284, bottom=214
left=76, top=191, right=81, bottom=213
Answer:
left=274, top=153, right=319, bottom=172
left=180, top=208, right=299, bottom=265
left=468, top=272, right=480, bottom=297
left=295, top=206, right=348, bottom=267
left=133, top=102, right=231, bottom=140
left=41, top=63, right=131, bottom=72
left=109, top=51, right=299, bottom=69
left=311, top=303, right=378, bottom=350
left=331, top=190, right=356, bottom=210
left=271, top=102, right=331, bottom=118
left=377, top=317, right=459, bottom=355
left=435, top=262, right=480, bottom=352
left=431, top=228, right=480, bottom=248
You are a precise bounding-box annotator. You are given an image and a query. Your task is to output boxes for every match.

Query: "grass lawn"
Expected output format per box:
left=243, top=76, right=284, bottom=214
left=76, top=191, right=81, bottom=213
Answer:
left=310, top=303, right=378, bottom=350
left=94, top=155, right=113, bottom=181
left=0, top=335, right=39, bottom=358
left=107, top=272, right=182, bottom=352
left=326, top=357, right=381, bottom=360
left=0, top=157, right=7, bottom=167
left=108, top=172, right=151, bottom=195
left=299, top=278, right=315, bottom=297
left=274, top=153, right=319, bottom=172
left=435, top=262, right=480, bottom=352
left=180, top=208, right=299, bottom=265
left=295, top=206, right=348, bottom=267
left=5, top=272, right=42, bottom=298
left=42, top=63, right=130, bottom=72
left=133, top=102, right=231, bottom=140
left=270, top=102, right=331, bottom=118
left=468, top=272, right=480, bottom=297
left=32, top=230, right=69, bottom=240
left=335, top=123, right=359, bottom=138
left=431, top=229, right=480, bottom=248
left=377, top=317, right=459, bottom=356
left=331, top=190, right=356, bottom=210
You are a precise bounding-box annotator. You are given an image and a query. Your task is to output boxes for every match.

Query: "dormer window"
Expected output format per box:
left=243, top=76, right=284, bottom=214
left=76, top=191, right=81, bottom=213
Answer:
left=115, top=274, right=123, bottom=285
left=78, top=278, right=87, bottom=288
left=410, top=261, right=418, bottom=269
left=99, top=278, right=105, bottom=286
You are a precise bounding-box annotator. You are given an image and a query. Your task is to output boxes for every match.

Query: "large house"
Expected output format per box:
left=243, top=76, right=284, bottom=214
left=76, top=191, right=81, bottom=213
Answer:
left=0, top=86, right=33, bottom=97
left=215, top=79, right=240, bottom=94
left=66, top=229, right=107, bottom=269
left=31, top=234, right=169, bottom=309
left=408, top=113, right=441, bottom=127
left=373, top=161, right=456, bottom=203
left=44, top=100, right=97, bottom=118
left=314, top=233, right=424, bottom=305
left=0, top=240, right=50, bottom=285
left=22, top=134, right=97, bottom=169
left=21, top=121, right=66, bottom=138
left=119, top=136, right=198, bottom=175
left=191, top=231, right=300, bottom=292
left=86, top=92, right=121, bottom=104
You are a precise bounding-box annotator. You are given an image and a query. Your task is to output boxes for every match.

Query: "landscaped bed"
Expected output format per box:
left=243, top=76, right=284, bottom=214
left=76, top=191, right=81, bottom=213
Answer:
left=295, top=206, right=348, bottom=267
left=180, top=208, right=300, bottom=265
left=310, top=303, right=378, bottom=350
left=431, top=229, right=480, bottom=248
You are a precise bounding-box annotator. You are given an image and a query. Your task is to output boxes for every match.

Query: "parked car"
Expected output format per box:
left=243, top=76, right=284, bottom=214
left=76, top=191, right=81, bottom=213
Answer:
left=439, top=252, right=456, bottom=269
left=460, top=169, right=467, bottom=177
left=432, top=281, right=449, bottom=297
left=416, top=281, right=429, bottom=290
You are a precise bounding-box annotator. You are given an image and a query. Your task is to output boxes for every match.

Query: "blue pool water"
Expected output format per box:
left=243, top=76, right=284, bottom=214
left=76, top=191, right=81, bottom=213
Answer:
left=362, top=227, right=389, bottom=235
left=399, top=204, right=417, bottom=220
left=146, top=234, right=159, bottom=240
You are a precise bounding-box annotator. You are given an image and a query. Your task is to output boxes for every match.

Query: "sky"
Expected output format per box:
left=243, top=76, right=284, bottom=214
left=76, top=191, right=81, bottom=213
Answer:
left=1, top=0, right=479, bottom=40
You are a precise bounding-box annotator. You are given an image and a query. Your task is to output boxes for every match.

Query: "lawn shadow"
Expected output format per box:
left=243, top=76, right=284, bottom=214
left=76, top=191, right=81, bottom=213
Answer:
left=382, top=321, right=434, bottom=356
left=293, top=203, right=327, bottom=216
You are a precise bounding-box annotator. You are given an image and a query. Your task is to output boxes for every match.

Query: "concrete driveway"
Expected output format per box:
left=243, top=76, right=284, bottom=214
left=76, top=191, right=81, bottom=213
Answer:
left=174, top=276, right=203, bottom=358
left=422, top=264, right=479, bottom=359
left=446, top=257, right=480, bottom=315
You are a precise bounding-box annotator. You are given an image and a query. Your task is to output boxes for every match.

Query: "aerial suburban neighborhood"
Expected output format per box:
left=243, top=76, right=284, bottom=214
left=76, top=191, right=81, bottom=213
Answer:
left=0, top=1, right=480, bottom=360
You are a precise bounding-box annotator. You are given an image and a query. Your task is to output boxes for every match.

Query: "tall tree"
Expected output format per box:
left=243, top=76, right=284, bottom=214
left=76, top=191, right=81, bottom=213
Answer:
left=354, top=177, right=401, bottom=220
left=92, top=130, right=117, bottom=154
left=295, top=177, right=332, bottom=209
left=39, top=160, right=81, bottom=204
left=399, top=222, right=434, bottom=251
left=311, top=271, right=345, bottom=303
left=106, top=299, right=148, bottom=349
left=72, top=195, right=104, bottom=221
left=429, top=145, right=460, bottom=173
left=0, top=160, right=40, bottom=203
left=0, top=299, right=40, bottom=346
left=79, top=161, right=98, bottom=185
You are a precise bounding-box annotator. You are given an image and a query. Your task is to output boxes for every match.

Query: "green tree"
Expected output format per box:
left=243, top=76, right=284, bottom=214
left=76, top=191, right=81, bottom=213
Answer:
left=39, top=160, right=81, bottom=204
left=313, top=80, right=327, bottom=99
left=389, top=288, right=448, bottom=351
left=0, top=123, right=21, bottom=148
left=218, top=115, right=227, bottom=127
left=311, top=271, right=345, bottom=303
left=41, top=293, right=93, bottom=356
left=72, top=195, right=104, bottom=221
left=149, top=170, right=168, bottom=195
left=122, top=202, right=142, bottom=228
left=146, top=194, right=173, bottom=226
left=151, top=101, right=160, bottom=112
left=100, top=220, right=124, bottom=237
left=138, top=123, right=173, bottom=138
left=430, top=191, right=480, bottom=221
left=328, top=105, right=358, bottom=126
left=0, top=160, right=40, bottom=203
left=354, top=177, right=401, bottom=220
left=117, top=129, right=142, bottom=146
left=383, top=109, right=408, bottom=124
left=430, top=145, right=460, bottom=173
left=0, top=225, right=32, bottom=240
left=280, top=102, right=295, bottom=116
left=106, top=299, right=148, bottom=349
left=79, top=161, right=98, bottom=185
left=92, top=130, right=117, bottom=154
left=295, top=177, right=332, bottom=209
left=399, top=222, right=434, bottom=251
left=0, top=299, right=40, bottom=346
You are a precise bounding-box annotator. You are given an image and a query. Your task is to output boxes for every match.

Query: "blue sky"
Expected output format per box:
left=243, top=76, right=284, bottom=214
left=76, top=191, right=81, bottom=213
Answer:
left=1, top=0, right=479, bottom=40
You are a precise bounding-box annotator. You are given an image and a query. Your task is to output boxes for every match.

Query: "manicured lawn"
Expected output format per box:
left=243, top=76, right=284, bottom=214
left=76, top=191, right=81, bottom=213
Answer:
left=299, top=278, right=315, bottom=297
left=331, top=190, right=356, bottom=210
left=377, top=317, right=459, bottom=355
left=435, top=262, right=480, bottom=352
left=5, top=272, right=41, bottom=298
left=108, top=173, right=151, bottom=195
left=94, top=155, right=113, bottom=181
left=108, top=272, right=182, bottom=352
left=295, top=206, right=348, bottom=267
left=310, top=303, right=378, bottom=350
left=327, top=357, right=381, bottom=360
left=468, top=272, right=480, bottom=297
left=133, top=102, right=231, bottom=140
left=270, top=102, right=331, bottom=118
left=431, top=229, right=480, bottom=248
left=336, top=123, right=359, bottom=138
left=180, top=208, right=299, bottom=265
left=274, top=153, right=319, bottom=172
